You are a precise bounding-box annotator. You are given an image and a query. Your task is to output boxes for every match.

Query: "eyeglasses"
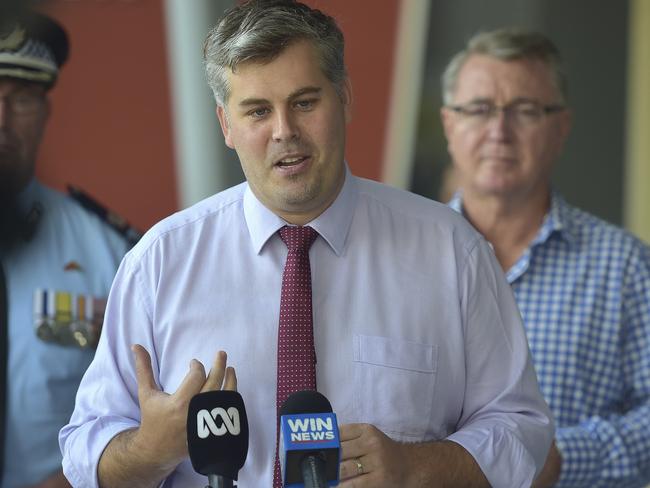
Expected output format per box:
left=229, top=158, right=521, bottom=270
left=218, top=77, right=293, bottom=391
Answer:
left=0, top=93, right=46, bottom=115
left=446, top=100, right=565, bottom=127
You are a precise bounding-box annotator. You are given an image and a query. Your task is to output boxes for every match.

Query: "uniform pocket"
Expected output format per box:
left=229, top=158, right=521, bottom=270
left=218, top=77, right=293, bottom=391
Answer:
left=36, top=343, right=94, bottom=416
left=352, top=334, right=438, bottom=441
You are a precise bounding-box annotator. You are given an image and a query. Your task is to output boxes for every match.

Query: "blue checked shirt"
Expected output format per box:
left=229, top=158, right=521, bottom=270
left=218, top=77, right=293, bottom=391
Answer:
left=450, top=192, right=650, bottom=487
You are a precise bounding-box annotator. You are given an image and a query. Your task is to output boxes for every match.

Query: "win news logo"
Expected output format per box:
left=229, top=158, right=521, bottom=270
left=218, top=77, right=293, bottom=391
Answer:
left=196, top=407, right=241, bottom=438
left=287, top=416, right=336, bottom=443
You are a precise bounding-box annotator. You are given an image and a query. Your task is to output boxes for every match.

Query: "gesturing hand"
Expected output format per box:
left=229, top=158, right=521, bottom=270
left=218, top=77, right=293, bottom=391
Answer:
left=130, top=344, right=237, bottom=470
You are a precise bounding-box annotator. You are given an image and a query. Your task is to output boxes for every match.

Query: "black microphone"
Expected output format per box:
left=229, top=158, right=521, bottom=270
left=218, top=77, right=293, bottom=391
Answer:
left=187, top=390, right=249, bottom=488
left=279, top=390, right=341, bottom=488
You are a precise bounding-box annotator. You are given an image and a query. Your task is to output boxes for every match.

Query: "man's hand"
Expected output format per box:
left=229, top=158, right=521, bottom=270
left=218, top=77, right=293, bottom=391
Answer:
left=337, top=423, right=489, bottom=488
left=532, top=441, right=562, bottom=487
left=128, top=344, right=237, bottom=468
left=97, top=345, right=237, bottom=488
left=337, top=423, right=415, bottom=487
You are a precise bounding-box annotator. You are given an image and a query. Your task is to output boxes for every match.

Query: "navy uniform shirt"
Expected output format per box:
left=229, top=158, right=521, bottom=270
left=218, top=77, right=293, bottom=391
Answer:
left=1, top=179, right=130, bottom=487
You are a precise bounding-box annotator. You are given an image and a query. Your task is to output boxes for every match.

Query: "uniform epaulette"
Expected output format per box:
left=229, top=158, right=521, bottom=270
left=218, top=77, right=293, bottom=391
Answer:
left=67, top=184, right=143, bottom=248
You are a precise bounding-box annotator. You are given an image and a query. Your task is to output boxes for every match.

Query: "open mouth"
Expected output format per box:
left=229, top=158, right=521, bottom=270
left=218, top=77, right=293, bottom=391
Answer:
left=276, top=155, right=309, bottom=168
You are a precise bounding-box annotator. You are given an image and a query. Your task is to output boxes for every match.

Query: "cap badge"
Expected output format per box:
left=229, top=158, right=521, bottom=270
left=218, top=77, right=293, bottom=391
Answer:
left=0, top=25, right=26, bottom=51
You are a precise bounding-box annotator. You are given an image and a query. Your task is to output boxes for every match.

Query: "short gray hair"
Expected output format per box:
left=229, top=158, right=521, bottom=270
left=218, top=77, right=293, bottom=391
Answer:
left=203, top=0, right=346, bottom=107
left=441, top=27, right=567, bottom=105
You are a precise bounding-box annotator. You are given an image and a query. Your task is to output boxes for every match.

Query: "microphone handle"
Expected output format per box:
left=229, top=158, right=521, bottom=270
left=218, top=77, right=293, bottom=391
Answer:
left=207, top=474, right=234, bottom=488
left=301, top=453, right=328, bottom=488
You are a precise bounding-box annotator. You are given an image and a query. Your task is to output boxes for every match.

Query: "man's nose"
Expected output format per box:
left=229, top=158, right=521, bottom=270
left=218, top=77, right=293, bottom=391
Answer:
left=272, top=109, right=299, bottom=142
left=485, top=108, right=514, bottom=141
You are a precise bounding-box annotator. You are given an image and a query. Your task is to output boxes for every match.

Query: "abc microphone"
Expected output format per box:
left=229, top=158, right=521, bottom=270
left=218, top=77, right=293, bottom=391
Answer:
left=279, top=390, right=341, bottom=488
left=187, top=390, right=249, bottom=488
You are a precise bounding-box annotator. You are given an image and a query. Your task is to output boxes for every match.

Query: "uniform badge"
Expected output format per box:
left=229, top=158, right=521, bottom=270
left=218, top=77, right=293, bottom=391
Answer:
left=0, top=24, right=26, bottom=52
left=33, top=289, right=106, bottom=348
left=64, top=261, right=83, bottom=272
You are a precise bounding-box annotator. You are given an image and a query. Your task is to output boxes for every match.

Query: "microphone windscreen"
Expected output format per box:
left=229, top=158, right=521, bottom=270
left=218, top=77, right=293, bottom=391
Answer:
left=280, top=390, right=333, bottom=416
left=187, top=390, right=249, bottom=480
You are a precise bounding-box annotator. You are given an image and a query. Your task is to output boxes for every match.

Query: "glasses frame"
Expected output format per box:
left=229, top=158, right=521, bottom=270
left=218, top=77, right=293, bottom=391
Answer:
left=446, top=100, right=566, bottom=127
left=0, top=92, right=47, bottom=116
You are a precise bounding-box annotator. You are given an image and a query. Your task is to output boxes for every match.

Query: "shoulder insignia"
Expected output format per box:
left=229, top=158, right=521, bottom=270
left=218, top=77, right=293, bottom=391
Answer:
left=67, top=184, right=143, bottom=247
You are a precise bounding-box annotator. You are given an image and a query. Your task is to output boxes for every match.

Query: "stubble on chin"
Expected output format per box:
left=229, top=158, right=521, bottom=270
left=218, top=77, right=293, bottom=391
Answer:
left=0, top=155, right=31, bottom=205
left=278, top=174, right=321, bottom=207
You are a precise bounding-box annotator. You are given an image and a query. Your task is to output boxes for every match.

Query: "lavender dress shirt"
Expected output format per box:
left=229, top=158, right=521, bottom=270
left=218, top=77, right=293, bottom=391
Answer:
left=60, top=169, right=552, bottom=487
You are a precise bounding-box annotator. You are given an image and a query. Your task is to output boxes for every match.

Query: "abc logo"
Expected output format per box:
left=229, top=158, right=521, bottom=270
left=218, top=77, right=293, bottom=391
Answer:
left=197, top=407, right=241, bottom=438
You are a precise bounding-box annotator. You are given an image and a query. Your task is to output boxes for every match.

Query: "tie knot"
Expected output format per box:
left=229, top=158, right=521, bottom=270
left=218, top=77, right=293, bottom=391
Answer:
left=279, top=226, right=318, bottom=252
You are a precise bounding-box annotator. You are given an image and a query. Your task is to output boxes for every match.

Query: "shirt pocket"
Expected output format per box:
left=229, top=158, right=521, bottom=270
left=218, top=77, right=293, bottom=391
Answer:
left=352, top=334, right=437, bottom=441
left=36, top=344, right=94, bottom=416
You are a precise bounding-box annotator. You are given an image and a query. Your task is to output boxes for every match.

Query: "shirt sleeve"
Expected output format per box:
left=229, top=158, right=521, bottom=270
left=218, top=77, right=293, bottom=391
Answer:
left=59, top=252, right=156, bottom=488
left=554, top=243, right=650, bottom=487
left=446, top=237, right=555, bottom=488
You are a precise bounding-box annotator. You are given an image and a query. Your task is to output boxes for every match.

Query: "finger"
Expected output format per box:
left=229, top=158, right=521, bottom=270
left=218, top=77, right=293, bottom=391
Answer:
left=340, top=439, right=367, bottom=462
left=175, top=358, right=208, bottom=399
left=339, top=456, right=369, bottom=481
left=132, top=344, right=158, bottom=398
left=339, top=423, right=366, bottom=442
left=339, top=424, right=372, bottom=461
left=201, top=350, right=228, bottom=392
left=223, top=366, right=237, bottom=391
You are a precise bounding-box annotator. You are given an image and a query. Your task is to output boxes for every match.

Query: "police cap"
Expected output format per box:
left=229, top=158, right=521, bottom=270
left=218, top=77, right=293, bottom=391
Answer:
left=0, top=10, right=69, bottom=87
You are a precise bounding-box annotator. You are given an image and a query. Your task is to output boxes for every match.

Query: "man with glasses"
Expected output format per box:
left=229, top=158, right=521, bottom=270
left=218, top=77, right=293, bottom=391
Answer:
left=441, top=27, right=650, bottom=487
left=0, top=9, right=132, bottom=487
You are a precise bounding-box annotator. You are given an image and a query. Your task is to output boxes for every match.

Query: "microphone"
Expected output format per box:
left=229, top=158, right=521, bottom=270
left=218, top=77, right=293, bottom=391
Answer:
left=187, top=390, right=249, bottom=488
left=279, top=390, right=341, bottom=488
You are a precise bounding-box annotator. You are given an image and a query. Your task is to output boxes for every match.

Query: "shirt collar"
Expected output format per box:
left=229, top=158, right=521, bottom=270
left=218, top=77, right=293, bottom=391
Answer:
left=447, top=192, right=463, bottom=214
left=448, top=189, right=572, bottom=246
left=448, top=190, right=576, bottom=283
left=548, top=191, right=577, bottom=245
left=533, top=190, right=566, bottom=245
left=243, top=164, right=357, bottom=256
left=16, top=178, right=40, bottom=209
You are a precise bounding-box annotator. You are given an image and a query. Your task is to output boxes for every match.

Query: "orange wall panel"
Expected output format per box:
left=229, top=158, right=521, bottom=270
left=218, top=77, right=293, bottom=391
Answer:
left=307, top=0, right=400, bottom=182
left=36, top=0, right=177, bottom=232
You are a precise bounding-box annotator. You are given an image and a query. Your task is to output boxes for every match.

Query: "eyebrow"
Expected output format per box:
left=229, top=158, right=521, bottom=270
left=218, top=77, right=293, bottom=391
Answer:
left=237, top=86, right=322, bottom=108
left=464, top=96, right=541, bottom=105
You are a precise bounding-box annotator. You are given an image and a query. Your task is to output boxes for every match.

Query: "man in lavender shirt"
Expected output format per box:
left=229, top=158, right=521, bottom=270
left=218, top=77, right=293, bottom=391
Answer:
left=59, top=1, right=553, bottom=486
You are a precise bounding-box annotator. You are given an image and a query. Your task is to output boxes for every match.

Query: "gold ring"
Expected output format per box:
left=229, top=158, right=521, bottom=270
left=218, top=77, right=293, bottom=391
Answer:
left=354, top=458, right=364, bottom=475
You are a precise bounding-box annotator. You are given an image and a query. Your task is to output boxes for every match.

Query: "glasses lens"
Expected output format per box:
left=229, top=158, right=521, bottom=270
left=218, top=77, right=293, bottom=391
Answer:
left=6, top=94, right=44, bottom=115
left=451, top=100, right=560, bottom=127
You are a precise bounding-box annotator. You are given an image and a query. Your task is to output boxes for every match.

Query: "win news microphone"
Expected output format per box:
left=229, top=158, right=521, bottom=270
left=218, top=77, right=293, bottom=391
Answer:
left=279, top=390, right=341, bottom=488
left=187, top=390, right=249, bottom=488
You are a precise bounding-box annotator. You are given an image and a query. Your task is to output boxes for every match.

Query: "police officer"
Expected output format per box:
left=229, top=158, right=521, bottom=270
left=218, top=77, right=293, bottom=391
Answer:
left=0, top=10, right=134, bottom=487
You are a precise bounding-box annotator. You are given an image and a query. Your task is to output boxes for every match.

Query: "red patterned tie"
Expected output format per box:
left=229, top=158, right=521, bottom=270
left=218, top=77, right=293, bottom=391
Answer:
left=273, top=225, right=318, bottom=487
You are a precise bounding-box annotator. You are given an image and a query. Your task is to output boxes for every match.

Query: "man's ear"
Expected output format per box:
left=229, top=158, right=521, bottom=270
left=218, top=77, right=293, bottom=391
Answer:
left=558, top=107, right=573, bottom=146
left=440, top=106, right=454, bottom=141
left=216, top=105, right=235, bottom=149
left=547, top=107, right=572, bottom=163
left=341, top=78, right=353, bottom=124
